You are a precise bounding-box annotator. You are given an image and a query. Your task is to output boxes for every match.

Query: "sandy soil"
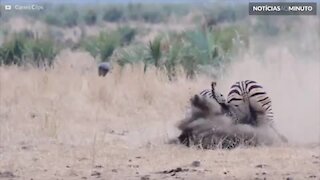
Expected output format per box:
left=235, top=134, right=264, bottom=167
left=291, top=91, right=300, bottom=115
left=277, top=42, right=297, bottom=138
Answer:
left=0, top=49, right=319, bottom=179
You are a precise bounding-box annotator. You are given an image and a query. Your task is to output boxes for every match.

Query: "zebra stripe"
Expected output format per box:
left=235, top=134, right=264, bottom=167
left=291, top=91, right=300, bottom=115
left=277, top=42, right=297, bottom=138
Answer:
left=227, top=80, right=274, bottom=125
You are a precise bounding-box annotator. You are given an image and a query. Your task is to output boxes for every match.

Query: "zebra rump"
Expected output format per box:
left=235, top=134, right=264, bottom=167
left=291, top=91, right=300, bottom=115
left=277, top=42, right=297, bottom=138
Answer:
left=227, top=80, right=288, bottom=143
left=227, top=80, right=273, bottom=126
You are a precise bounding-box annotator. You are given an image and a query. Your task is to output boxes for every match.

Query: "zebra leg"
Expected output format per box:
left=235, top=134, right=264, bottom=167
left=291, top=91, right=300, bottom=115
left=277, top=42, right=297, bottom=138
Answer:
left=256, top=115, right=288, bottom=144
left=177, top=130, right=194, bottom=147
left=270, top=125, right=288, bottom=143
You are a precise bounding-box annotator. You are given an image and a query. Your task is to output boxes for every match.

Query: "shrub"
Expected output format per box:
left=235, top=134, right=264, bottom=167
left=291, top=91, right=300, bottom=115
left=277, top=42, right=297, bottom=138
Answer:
left=81, top=31, right=121, bottom=62
left=213, top=25, right=249, bottom=53
left=0, top=33, right=59, bottom=67
left=64, top=9, right=79, bottom=27
left=164, top=40, right=182, bottom=80
left=116, top=45, right=147, bottom=67
left=146, top=36, right=162, bottom=68
left=118, top=26, right=136, bottom=45
left=103, top=7, right=123, bottom=22
left=84, top=9, right=97, bottom=26
left=141, top=10, right=164, bottom=23
left=27, top=38, right=58, bottom=67
left=0, top=35, right=26, bottom=66
left=45, top=14, right=63, bottom=27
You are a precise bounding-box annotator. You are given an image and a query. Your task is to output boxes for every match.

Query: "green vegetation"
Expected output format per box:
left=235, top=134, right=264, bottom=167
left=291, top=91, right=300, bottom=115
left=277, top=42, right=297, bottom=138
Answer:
left=80, top=32, right=120, bottom=62
left=103, top=7, right=124, bottom=22
left=79, top=26, right=136, bottom=63
left=1, top=2, right=296, bottom=78
left=84, top=9, right=97, bottom=26
left=0, top=32, right=59, bottom=67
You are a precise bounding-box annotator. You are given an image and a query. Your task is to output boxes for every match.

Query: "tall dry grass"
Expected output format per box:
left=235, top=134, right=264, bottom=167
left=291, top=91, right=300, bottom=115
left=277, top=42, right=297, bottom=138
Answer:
left=0, top=49, right=213, bottom=149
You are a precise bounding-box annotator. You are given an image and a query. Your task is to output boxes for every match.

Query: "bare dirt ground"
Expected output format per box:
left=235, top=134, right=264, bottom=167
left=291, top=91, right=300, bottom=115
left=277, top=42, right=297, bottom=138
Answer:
left=1, top=17, right=320, bottom=180
left=0, top=49, right=319, bottom=179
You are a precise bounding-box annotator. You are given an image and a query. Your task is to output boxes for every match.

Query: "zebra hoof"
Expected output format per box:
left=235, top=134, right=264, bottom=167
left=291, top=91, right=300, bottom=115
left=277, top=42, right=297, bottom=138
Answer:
left=190, top=94, right=200, bottom=104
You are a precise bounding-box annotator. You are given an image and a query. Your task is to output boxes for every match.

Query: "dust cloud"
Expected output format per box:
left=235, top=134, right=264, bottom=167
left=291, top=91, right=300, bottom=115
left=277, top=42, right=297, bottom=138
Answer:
left=216, top=17, right=320, bottom=144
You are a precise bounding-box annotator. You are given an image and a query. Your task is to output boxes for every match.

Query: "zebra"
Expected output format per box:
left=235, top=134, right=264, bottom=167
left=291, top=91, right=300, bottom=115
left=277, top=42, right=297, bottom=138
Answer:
left=176, top=80, right=288, bottom=149
left=227, top=80, right=273, bottom=126
left=199, top=82, right=226, bottom=104
left=198, top=80, right=276, bottom=127
left=226, top=80, right=288, bottom=142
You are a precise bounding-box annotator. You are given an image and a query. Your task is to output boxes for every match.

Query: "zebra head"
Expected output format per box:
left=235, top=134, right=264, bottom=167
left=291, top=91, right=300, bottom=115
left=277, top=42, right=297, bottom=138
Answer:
left=177, top=94, right=233, bottom=136
left=211, top=81, right=227, bottom=104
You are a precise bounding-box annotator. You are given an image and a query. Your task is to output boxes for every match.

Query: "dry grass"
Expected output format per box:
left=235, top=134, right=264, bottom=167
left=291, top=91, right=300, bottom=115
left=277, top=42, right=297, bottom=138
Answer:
left=0, top=17, right=320, bottom=179
left=0, top=49, right=319, bottom=179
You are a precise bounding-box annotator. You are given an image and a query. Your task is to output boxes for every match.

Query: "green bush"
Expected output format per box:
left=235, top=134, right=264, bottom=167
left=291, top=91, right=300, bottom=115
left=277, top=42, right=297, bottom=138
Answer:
left=44, top=7, right=79, bottom=28
left=0, top=34, right=28, bottom=66
left=64, top=9, right=79, bottom=27
left=127, top=3, right=143, bottom=21
left=116, top=45, right=147, bottom=67
left=0, top=33, right=59, bottom=67
left=164, top=40, right=182, bottom=80
left=141, top=10, right=164, bottom=23
left=45, top=14, right=63, bottom=27
left=84, top=9, right=97, bottom=26
left=103, top=7, right=124, bottom=22
left=209, top=25, right=249, bottom=58
left=118, top=26, right=136, bottom=45
left=81, top=31, right=121, bottom=62
left=183, top=29, right=219, bottom=66
left=146, top=36, right=162, bottom=68
left=26, top=38, right=58, bottom=67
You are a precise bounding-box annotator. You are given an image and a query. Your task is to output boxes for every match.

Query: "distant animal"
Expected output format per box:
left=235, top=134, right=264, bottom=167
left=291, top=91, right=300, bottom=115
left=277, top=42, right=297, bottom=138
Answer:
left=175, top=80, right=288, bottom=149
left=98, top=62, right=111, bottom=77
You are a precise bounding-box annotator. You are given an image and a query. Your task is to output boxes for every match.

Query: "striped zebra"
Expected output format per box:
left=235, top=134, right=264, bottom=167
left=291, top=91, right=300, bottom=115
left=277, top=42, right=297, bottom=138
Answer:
left=177, top=80, right=287, bottom=148
left=227, top=80, right=273, bottom=126
left=198, top=80, right=281, bottom=129
left=226, top=80, right=287, bottom=142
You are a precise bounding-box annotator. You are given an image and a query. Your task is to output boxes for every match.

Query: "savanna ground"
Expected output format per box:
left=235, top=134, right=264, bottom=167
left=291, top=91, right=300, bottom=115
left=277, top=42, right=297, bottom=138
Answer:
left=0, top=2, right=320, bottom=180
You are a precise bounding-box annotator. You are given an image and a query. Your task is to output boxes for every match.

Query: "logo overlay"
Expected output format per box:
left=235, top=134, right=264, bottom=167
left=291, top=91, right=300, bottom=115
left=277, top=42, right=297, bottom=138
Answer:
left=249, top=2, right=317, bottom=15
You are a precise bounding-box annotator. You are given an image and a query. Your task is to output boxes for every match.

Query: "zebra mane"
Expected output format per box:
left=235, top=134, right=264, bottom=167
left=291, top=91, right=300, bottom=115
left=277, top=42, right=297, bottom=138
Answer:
left=211, top=81, right=217, bottom=99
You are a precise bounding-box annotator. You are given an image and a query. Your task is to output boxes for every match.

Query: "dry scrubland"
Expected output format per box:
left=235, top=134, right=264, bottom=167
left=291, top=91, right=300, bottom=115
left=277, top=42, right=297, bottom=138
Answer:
left=0, top=16, right=320, bottom=179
